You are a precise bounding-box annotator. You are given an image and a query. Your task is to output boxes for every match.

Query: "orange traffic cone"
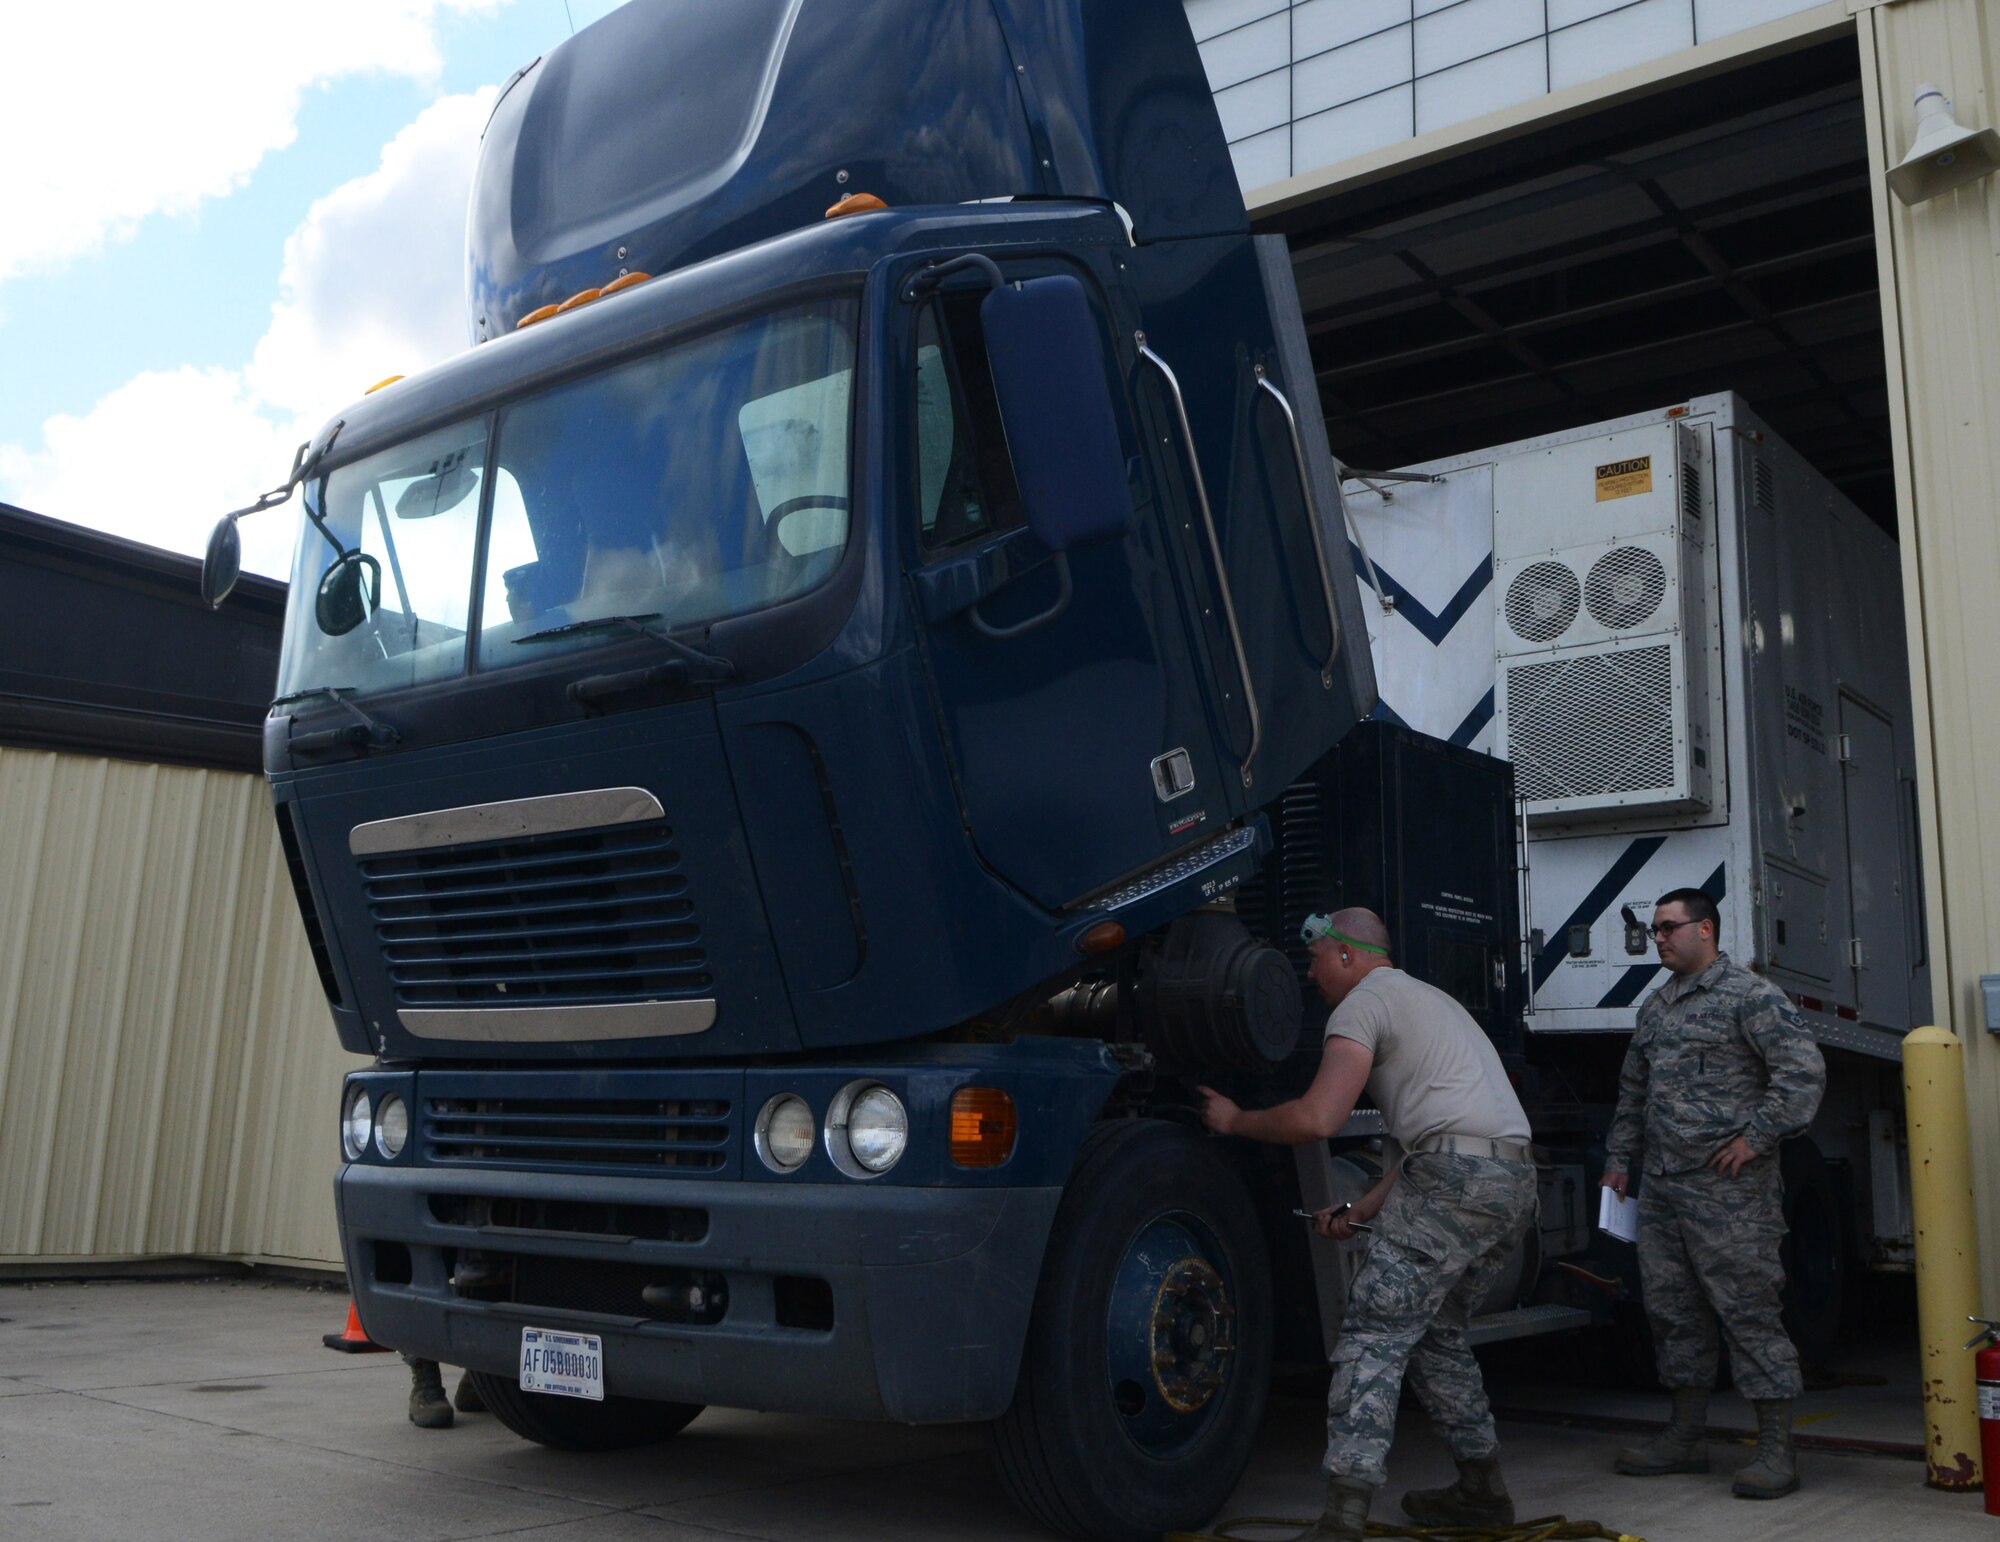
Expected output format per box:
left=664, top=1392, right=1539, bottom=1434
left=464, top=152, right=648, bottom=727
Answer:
left=322, top=1298, right=389, bottom=1353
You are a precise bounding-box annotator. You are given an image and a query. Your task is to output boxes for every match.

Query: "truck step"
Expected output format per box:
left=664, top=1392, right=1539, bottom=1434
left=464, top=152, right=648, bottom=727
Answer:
left=1466, top=1304, right=1595, bottom=1346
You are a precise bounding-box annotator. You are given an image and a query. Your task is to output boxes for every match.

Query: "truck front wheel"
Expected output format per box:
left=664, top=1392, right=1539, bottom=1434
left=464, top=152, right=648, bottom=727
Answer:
left=467, top=1373, right=703, bottom=1452
left=990, top=1119, right=1273, bottom=1541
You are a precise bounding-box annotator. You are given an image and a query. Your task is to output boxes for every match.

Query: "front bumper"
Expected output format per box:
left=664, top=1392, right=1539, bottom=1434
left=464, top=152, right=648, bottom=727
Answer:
left=337, top=1161, right=1062, bottom=1423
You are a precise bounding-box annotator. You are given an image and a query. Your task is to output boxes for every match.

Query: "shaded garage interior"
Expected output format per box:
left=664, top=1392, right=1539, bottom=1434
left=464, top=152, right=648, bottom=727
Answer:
left=1266, top=38, right=1894, bottom=533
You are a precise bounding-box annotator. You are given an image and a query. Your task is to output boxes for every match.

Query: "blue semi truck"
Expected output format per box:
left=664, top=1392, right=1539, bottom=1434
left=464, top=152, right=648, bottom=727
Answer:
left=199, top=3, right=1605, bottom=1536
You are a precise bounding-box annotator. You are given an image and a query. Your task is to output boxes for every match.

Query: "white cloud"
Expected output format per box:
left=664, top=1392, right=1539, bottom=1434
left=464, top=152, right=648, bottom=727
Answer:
left=0, top=89, right=496, bottom=576
left=0, top=0, right=502, bottom=284
left=251, top=89, right=498, bottom=424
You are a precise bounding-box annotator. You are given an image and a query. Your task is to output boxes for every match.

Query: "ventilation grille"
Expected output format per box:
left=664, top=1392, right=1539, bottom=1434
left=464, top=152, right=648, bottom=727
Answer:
left=1754, top=457, right=1776, bottom=514
left=1680, top=449, right=1704, bottom=526
left=1585, top=547, right=1668, bottom=631
left=1237, top=778, right=1328, bottom=979
left=1504, top=561, right=1582, bottom=643
left=1504, top=646, right=1676, bottom=803
left=357, top=820, right=707, bottom=1007
left=424, top=1094, right=733, bottom=1173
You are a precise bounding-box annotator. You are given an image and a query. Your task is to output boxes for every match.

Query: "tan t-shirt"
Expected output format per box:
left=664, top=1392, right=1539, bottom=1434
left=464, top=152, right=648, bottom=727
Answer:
left=1325, top=967, right=1529, bottom=1150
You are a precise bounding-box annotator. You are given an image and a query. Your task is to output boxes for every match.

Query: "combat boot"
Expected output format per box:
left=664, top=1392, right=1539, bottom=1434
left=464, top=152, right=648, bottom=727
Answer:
left=1400, top=1456, right=1515, bottom=1527
left=1614, top=1386, right=1709, bottom=1475
left=407, top=1358, right=453, bottom=1429
left=1289, top=1477, right=1374, bottom=1541
left=1732, top=1399, right=1800, bottom=1498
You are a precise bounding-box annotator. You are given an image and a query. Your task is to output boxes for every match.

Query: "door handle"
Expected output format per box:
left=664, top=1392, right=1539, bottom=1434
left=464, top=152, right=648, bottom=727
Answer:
left=1136, top=332, right=1261, bottom=788
left=1255, top=367, right=1341, bottom=688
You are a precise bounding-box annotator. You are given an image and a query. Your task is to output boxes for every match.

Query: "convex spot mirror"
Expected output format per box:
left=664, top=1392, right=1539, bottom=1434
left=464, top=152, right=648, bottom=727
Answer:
left=201, top=515, right=243, bottom=608
left=394, top=461, right=479, bottom=520
left=316, top=551, right=383, bottom=636
left=979, top=275, right=1130, bottom=554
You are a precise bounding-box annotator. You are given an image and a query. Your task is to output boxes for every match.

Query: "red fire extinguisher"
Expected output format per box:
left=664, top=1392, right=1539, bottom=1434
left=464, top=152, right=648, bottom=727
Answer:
left=1969, top=1317, right=2000, bottom=1516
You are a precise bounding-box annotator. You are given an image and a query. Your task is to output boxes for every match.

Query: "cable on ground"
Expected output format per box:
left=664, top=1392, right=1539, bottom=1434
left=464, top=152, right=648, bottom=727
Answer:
left=1167, top=1516, right=1644, bottom=1542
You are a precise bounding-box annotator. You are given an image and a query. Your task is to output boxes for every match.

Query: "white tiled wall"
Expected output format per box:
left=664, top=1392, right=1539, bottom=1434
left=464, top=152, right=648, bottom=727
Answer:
left=1187, top=0, right=1831, bottom=192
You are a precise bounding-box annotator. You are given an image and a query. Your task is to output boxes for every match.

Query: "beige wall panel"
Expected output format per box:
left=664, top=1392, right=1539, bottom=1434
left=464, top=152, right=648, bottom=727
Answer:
left=0, top=749, right=363, bottom=1269
left=1860, top=0, right=2000, bottom=1305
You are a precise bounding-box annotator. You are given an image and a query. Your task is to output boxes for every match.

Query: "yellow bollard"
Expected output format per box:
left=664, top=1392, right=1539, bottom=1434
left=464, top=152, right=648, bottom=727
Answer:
left=1902, top=1025, right=1983, bottom=1490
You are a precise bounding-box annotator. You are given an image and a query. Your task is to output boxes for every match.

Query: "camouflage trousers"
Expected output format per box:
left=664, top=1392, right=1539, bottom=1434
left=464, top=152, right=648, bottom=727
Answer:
left=1637, top=1161, right=1801, bottom=1399
left=1323, top=1152, right=1538, bottom=1488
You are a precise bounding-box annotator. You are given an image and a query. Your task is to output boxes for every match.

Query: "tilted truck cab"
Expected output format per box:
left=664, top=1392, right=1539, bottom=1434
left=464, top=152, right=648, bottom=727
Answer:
left=219, top=2, right=1384, bottom=1537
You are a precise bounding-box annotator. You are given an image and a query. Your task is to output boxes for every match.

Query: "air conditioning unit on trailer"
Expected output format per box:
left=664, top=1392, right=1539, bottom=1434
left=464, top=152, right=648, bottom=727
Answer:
left=1493, top=419, right=1718, bottom=822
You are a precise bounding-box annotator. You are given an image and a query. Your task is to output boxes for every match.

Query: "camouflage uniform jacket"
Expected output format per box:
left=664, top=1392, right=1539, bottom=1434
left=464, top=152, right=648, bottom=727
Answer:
left=1605, top=953, right=1825, bottom=1176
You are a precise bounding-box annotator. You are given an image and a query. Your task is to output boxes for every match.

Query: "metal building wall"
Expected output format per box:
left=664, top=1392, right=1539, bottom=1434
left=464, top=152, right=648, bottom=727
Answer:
left=1857, top=0, right=2000, bottom=1310
left=0, top=748, right=361, bottom=1270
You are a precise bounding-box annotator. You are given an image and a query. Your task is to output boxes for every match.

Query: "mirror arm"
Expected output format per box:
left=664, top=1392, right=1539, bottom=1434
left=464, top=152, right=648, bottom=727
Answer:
left=968, top=552, right=1072, bottom=640
left=902, top=252, right=1004, bottom=302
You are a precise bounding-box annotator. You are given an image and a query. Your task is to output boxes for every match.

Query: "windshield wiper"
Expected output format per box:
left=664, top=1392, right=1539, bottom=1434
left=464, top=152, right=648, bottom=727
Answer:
left=512, top=613, right=735, bottom=684
left=270, top=686, right=402, bottom=753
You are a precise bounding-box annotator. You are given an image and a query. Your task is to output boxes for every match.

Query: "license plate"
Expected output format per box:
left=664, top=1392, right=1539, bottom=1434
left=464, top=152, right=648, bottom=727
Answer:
left=519, top=1327, right=604, bottom=1401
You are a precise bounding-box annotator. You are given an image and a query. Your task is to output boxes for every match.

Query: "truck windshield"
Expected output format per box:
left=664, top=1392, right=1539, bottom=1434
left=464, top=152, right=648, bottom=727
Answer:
left=276, top=296, right=858, bottom=701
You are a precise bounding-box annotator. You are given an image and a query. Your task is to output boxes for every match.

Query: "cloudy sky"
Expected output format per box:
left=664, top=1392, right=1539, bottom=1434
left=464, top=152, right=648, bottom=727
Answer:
left=0, top=0, right=624, bottom=578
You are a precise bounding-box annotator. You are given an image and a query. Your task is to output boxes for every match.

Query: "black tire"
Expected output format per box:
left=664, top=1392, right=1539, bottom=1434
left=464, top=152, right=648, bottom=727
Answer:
left=989, top=1119, right=1273, bottom=1542
left=467, top=1371, right=703, bottom=1452
left=1780, top=1138, right=1848, bottom=1365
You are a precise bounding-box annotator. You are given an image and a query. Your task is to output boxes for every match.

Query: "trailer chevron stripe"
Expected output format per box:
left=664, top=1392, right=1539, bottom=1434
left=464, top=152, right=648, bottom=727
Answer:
left=1594, top=862, right=1727, bottom=1007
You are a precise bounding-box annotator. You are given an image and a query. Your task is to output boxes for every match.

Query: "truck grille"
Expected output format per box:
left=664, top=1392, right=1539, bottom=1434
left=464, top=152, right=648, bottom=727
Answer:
left=424, top=1095, right=734, bottom=1174
left=358, top=819, right=709, bottom=1007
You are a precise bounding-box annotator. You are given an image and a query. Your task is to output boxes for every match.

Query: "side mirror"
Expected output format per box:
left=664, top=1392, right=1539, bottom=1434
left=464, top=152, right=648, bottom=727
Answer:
left=201, top=516, right=243, bottom=609
left=315, top=551, right=383, bottom=636
left=979, top=275, right=1131, bottom=553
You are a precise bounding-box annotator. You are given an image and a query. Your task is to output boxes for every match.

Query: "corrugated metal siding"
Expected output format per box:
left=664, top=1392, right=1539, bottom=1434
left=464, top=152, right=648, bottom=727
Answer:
left=1859, top=0, right=2000, bottom=1308
left=0, top=748, right=363, bottom=1268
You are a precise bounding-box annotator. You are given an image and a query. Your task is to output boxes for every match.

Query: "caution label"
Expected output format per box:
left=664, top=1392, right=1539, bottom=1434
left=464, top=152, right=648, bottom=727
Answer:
left=1595, top=455, right=1653, bottom=501
left=1980, top=1380, right=2000, bottom=1421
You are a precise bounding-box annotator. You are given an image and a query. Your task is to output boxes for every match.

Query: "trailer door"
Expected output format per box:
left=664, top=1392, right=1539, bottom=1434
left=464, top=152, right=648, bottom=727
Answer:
left=1839, top=693, right=1911, bottom=1026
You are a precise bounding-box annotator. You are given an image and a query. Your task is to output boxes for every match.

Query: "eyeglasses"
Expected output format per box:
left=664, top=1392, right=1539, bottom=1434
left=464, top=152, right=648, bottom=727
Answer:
left=1648, top=918, right=1701, bottom=938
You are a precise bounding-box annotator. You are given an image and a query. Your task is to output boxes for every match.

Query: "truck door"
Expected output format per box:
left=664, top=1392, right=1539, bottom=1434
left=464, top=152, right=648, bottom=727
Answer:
left=906, top=267, right=1229, bottom=912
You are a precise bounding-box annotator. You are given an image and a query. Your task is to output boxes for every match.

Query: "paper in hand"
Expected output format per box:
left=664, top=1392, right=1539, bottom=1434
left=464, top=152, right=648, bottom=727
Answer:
left=1597, top=1186, right=1640, bottom=1243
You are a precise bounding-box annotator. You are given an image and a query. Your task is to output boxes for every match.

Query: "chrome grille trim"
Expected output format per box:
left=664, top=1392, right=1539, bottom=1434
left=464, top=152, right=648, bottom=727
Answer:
left=399, top=1000, right=716, bottom=1041
left=350, top=787, right=664, bottom=856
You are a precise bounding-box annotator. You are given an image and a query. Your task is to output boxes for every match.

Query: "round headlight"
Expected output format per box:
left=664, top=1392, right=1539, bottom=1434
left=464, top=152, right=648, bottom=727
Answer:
left=846, top=1086, right=908, bottom=1174
left=375, top=1094, right=409, bottom=1159
left=755, top=1094, right=816, bottom=1172
left=341, top=1088, right=372, bottom=1161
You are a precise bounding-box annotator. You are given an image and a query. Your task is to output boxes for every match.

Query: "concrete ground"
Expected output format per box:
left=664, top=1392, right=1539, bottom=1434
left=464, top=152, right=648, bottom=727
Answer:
left=1, top=1277, right=1990, bottom=1542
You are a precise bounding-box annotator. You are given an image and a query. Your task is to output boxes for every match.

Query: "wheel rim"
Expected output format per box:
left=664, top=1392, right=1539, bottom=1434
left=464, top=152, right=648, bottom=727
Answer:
left=1103, top=1213, right=1237, bottom=1454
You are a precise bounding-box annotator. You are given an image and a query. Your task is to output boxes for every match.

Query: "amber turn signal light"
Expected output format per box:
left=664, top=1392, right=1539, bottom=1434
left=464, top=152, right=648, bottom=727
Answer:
left=1076, top=920, right=1126, bottom=954
left=949, top=1086, right=1018, bottom=1169
left=825, top=191, right=888, bottom=218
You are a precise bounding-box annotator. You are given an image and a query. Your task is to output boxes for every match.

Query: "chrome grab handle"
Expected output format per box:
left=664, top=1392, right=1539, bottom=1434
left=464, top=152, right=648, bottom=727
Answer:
left=1254, top=366, right=1341, bottom=688
left=1136, top=331, right=1260, bottom=786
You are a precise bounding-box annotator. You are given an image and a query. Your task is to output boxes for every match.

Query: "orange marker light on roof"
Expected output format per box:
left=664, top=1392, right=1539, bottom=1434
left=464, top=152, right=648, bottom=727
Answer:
left=600, top=271, right=653, bottom=296
left=555, top=287, right=602, bottom=314
left=365, top=375, right=404, bottom=394
left=949, top=1087, right=1018, bottom=1169
left=825, top=192, right=888, bottom=218
left=516, top=304, right=560, bottom=330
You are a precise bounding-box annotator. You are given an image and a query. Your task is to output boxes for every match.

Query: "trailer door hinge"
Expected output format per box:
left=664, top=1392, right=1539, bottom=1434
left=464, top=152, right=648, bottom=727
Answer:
left=1847, top=937, right=1867, bottom=970
left=1837, top=733, right=1854, bottom=765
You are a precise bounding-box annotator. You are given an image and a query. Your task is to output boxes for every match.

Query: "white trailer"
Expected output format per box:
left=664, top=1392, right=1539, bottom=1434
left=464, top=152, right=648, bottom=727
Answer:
left=1340, top=392, right=1926, bottom=1295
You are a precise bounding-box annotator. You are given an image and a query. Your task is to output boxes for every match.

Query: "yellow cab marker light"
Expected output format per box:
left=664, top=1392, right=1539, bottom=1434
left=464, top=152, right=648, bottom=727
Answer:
left=365, top=375, right=404, bottom=394
left=555, top=286, right=602, bottom=315
left=825, top=192, right=888, bottom=218
left=600, top=270, right=652, bottom=296
left=516, top=303, right=561, bottom=330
